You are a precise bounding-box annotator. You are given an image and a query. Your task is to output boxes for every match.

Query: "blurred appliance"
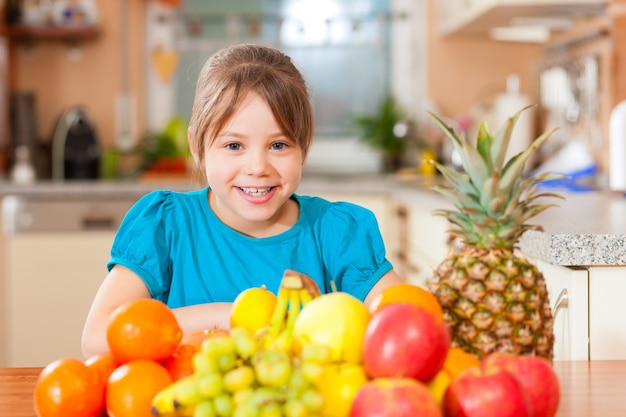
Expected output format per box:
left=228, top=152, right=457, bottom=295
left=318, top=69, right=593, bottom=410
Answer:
left=9, top=91, right=39, bottom=178
left=52, top=107, right=101, bottom=180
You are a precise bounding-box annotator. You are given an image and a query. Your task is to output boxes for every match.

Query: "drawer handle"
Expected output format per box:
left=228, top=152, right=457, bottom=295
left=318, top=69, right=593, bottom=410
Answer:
left=82, top=217, right=115, bottom=230
left=552, top=288, right=569, bottom=319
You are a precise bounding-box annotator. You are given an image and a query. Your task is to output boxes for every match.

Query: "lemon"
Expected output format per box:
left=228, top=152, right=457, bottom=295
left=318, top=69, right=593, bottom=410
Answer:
left=316, top=363, right=368, bottom=417
left=230, top=287, right=277, bottom=333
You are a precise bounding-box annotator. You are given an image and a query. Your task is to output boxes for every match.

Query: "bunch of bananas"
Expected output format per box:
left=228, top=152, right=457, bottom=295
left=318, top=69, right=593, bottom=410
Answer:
left=151, top=270, right=324, bottom=417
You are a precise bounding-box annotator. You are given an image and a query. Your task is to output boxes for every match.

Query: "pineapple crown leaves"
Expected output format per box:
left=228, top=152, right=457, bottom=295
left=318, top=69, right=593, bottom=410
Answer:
left=428, top=106, right=565, bottom=249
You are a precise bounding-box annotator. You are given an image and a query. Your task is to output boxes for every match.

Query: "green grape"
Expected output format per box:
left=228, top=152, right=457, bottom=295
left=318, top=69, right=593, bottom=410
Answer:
left=230, top=327, right=260, bottom=359
left=213, top=393, right=234, bottom=417
left=194, top=353, right=220, bottom=375
left=299, top=344, right=332, bottom=364
left=299, top=363, right=324, bottom=385
left=218, top=351, right=238, bottom=373
left=283, top=399, right=308, bottom=417
left=258, top=402, right=282, bottom=417
left=253, top=350, right=292, bottom=388
left=232, top=388, right=255, bottom=406
left=194, top=400, right=216, bottom=417
left=232, top=401, right=259, bottom=417
left=300, top=389, right=323, bottom=412
left=248, top=387, right=283, bottom=407
left=198, top=373, right=224, bottom=398
left=203, top=335, right=237, bottom=358
left=224, top=365, right=256, bottom=392
left=287, top=369, right=309, bottom=394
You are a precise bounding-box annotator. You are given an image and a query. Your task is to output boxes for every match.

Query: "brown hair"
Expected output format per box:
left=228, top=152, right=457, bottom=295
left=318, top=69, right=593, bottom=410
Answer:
left=188, top=43, right=314, bottom=168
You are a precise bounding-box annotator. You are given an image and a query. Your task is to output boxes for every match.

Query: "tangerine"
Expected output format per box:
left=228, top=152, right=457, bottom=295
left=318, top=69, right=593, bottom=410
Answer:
left=230, top=286, right=277, bottom=333
left=427, top=347, right=481, bottom=404
left=163, top=343, right=199, bottom=381
left=443, top=347, right=480, bottom=377
left=85, top=352, right=119, bottom=414
left=34, top=357, right=102, bottom=417
left=369, top=283, right=444, bottom=321
left=106, top=359, right=173, bottom=417
left=181, top=328, right=230, bottom=349
left=106, top=299, right=182, bottom=363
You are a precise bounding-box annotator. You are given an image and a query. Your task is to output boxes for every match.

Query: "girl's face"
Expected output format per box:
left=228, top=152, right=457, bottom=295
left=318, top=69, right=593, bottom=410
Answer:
left=202, top=92, right=304, bottom=236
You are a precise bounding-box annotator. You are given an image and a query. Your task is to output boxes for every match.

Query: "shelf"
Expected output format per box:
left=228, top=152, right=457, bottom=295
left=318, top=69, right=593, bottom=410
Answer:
left=6, top=24, right=100, bottom=41
left=437, top=0, right=609, bottom=39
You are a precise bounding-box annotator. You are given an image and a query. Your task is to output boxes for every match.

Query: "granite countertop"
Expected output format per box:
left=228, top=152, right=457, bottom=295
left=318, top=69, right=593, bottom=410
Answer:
left=2, top=176, right=626, bottom=267
left=519, top=191, right=626, bottom=266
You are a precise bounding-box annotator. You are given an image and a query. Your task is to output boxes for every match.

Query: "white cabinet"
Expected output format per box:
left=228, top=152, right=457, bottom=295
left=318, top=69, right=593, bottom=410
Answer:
left=436, top=0, right=608, bottom=37
left=395, top=191, right=450, bottom=288
left=530, top=258, right=589, bottom=361
left=313, top=192, right=400, bottom=270
left=2, top=231, right=114, bottom=367
left=588, top=266, right=626, bottom=360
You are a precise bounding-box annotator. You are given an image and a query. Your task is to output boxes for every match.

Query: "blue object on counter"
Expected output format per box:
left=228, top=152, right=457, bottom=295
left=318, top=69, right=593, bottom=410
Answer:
left=534, top=164, right=598, bottom=193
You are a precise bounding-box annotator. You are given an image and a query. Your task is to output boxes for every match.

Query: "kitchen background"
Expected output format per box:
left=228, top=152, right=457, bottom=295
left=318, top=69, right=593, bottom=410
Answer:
left=2, top=0, right=626, bottom=367
left=0, top=0, right=622, bottom=183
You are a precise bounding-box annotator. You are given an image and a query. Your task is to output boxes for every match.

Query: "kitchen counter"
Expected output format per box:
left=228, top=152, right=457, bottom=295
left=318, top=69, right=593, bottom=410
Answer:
left=1, top=361, right=624, bottom=417
left=2, top=176, right=626, bottom=267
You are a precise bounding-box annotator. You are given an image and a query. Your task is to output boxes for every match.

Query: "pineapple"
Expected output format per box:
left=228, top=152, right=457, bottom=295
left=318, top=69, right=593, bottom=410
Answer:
left=427, top=106, right=563, bottom=361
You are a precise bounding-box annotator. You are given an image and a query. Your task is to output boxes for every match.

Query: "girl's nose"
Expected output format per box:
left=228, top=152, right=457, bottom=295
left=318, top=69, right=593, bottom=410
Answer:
left=244, top=151, right=271, bottom=176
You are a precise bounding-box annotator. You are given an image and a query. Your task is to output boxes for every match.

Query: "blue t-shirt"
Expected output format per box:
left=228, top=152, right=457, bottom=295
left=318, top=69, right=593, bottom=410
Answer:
left=107, top=188, right=392, bottom=307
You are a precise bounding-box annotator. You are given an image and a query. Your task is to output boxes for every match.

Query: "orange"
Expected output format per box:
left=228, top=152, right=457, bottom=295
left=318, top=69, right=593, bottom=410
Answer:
left=34, top=357, right=102, bottom=417
left=106, top=299, right=183, bottom=363
left=181, top=328, right=230, bottom=349
left=369, top=283, right=444, bottom=321
left=443, top=347, right=480, bottom=377
left=85, top=352, right=119, bottom=415
left=428, top=347, right=481, bottom=404
left=106, top=359, right=173, bottom=417
left=163, top=343, right=199, bottom=381
left=230, top=286, right=277, bottom=333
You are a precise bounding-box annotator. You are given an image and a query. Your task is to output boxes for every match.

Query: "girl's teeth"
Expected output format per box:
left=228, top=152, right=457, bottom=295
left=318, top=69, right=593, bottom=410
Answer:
left=241, top=187, right=271, bottom=196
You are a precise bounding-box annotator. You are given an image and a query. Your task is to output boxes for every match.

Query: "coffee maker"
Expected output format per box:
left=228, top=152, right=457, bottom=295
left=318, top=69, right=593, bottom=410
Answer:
left=51, top=107, right=101, bottom=180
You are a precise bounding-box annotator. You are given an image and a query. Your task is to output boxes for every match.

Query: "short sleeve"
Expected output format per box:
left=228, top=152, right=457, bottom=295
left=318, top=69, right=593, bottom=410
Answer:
left=107, top=190, right=174, bottom=300
left=320, top=202, right=392, bottom=301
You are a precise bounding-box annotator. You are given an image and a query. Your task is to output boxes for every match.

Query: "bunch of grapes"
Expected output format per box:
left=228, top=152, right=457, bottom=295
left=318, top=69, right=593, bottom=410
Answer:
left=152, top=327, right=326, bottom=417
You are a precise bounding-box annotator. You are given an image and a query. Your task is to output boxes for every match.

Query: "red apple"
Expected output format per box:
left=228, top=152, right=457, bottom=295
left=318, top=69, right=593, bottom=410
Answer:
left=482, top=354, right=560, bottom=417
left=443, top=365, right=531, bottom=417
left=362, top=303, right=450, bottom=382
left=350, top=377, right=443, bottom=417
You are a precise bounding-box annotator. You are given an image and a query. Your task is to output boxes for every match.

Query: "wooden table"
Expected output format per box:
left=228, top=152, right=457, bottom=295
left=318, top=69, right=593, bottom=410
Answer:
left=1, top=361, right=626, bottom=416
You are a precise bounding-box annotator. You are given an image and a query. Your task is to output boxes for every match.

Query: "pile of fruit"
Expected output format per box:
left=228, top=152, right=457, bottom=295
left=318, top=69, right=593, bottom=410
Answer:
left=33, top=270, right=560, bottom=417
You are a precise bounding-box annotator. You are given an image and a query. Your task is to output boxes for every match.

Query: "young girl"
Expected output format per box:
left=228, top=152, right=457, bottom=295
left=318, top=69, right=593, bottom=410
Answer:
left=81, top=43, right=403, bottom=358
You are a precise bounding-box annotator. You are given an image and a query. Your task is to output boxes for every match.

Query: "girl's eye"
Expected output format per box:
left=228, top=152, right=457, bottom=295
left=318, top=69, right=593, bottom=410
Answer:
left=271, top=142, right=288, bottom=151
left=226, top=143, right=242, bottom=151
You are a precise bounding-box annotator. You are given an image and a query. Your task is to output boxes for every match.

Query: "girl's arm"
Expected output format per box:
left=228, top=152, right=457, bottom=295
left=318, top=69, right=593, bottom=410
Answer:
left=81, top=264, right=232, bottom=359
left=363, top=269, right=405, bottom=307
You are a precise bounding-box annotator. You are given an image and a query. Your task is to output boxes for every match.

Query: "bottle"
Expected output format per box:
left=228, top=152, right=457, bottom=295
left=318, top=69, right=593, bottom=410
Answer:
left=609, top=100, right=626, bottom=191
left=493, top=74, right=534, bottom=162
left=10, top=145, right=36, bottom=184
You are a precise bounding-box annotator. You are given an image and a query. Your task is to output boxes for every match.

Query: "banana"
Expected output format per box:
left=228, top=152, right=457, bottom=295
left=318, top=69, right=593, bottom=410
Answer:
left=151, top=374, right=199, bottom=417
left=262, top=270, right=321, bottom=354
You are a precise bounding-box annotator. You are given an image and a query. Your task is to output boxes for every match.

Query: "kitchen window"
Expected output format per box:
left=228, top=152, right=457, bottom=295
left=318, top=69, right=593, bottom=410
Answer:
left=145, top=0, right=393, bottom=138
